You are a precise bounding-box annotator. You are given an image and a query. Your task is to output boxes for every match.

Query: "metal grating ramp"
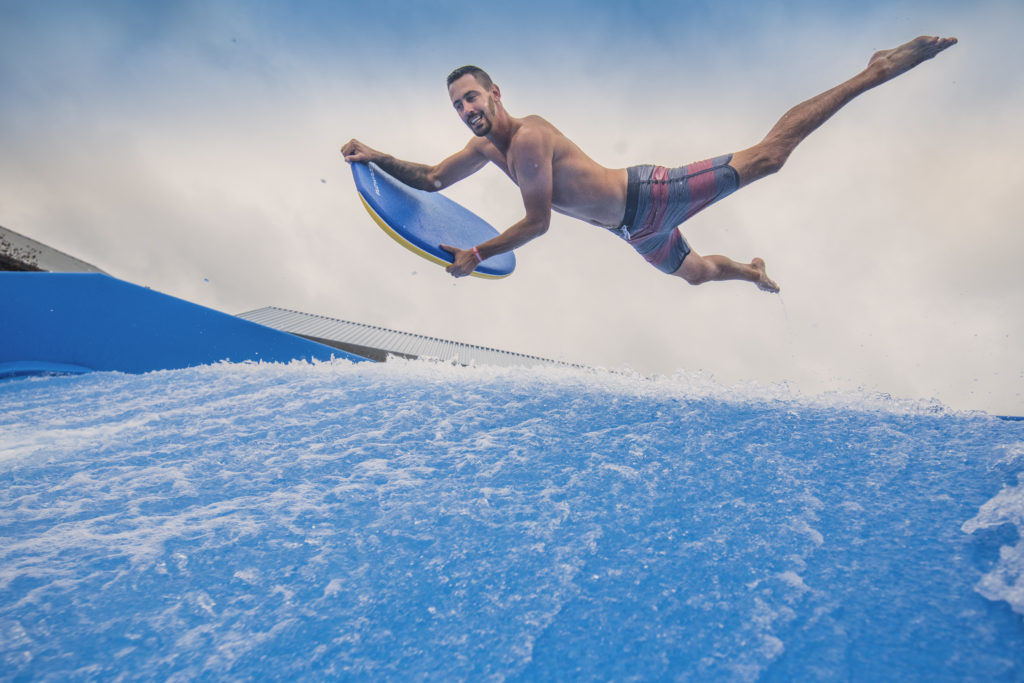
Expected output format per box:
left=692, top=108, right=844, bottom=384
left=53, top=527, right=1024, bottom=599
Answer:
left=238, top=306, right=578, bottom=368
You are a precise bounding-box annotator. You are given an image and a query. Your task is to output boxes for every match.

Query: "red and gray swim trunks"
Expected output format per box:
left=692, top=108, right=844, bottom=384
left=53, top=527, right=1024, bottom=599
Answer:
left=615, top=154, right=739, bottom=274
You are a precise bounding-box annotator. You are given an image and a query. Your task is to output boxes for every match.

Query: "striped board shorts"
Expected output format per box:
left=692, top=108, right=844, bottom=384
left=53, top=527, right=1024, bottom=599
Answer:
left=615, top=154, right=739, bottom=274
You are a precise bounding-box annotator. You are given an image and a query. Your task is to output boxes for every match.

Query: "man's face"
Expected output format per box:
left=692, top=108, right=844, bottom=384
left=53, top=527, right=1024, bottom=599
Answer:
left=449, top=74, right=496, bottom=137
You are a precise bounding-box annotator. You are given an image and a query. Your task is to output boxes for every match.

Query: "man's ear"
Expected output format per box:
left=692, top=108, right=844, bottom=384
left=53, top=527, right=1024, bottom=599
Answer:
left=491, top=84, right=501, bottom=102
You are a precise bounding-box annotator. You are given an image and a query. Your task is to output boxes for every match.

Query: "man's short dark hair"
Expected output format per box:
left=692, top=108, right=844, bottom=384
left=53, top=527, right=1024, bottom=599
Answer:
left=446, top=65, right=493, bottom=90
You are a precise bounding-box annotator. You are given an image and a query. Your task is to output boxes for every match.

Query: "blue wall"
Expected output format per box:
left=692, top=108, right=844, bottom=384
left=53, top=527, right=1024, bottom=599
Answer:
left=0, top=272, right=366, bottom=376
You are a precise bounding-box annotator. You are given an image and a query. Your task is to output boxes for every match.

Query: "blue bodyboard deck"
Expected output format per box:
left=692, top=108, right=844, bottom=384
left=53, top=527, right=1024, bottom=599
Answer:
left=351, top=162, right=515, bottom=279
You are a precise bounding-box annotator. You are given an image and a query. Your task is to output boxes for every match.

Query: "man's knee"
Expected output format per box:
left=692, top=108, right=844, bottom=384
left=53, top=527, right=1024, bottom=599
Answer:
left=675, top=254, right=713, bottom=285
left=732, top=143, right=788, bottom=185
left=749, top=145, right=788, bottom=177
left=682, top=271, right=707, bottom=286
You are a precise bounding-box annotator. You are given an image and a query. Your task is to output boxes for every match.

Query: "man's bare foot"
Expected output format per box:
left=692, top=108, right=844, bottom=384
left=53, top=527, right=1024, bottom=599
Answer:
left=752, top=258, right=780, bottom=293
left=867, top=35, right=958, bottom=83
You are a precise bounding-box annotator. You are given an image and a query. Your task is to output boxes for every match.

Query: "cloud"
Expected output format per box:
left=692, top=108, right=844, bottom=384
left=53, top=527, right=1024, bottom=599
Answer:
left=1, top=0, right=1021, bottom=414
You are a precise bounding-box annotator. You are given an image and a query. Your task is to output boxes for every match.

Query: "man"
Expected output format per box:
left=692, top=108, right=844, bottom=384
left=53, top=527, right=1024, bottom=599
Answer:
left=342, top=35, right=956, bottom=292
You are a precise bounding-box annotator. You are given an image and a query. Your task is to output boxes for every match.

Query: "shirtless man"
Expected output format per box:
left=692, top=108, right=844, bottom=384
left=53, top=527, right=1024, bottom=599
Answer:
left=342, top=36, right=956, bottom=292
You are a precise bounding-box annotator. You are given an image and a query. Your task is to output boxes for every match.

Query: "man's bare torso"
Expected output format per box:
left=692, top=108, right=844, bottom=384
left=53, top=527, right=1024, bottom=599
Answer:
left=471, top=115, right=629, bottom=229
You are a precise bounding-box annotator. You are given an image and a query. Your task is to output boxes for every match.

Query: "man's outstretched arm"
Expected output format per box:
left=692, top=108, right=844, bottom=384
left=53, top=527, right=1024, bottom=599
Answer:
left=341, top=138, right=488, bottom=192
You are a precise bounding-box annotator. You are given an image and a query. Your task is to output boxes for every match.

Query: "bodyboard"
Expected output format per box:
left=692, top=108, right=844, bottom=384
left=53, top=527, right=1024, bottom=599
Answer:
left=351, top=162, right=515, bottom=279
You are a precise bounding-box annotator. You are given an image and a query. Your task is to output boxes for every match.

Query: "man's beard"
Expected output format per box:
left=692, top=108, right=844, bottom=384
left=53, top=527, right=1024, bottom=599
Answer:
left=468, top=98, right=495, bottom=136
left=471, top=117, right=492, bottom=136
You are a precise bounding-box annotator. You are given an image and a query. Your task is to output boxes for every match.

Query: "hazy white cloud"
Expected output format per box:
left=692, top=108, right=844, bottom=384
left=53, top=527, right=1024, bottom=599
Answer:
left=1, top=0, right=1021, bottom=414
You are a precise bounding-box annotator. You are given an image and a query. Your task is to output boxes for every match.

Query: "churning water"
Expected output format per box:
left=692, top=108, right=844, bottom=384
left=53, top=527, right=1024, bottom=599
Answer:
left=2, top=360, right=1022, bottom=680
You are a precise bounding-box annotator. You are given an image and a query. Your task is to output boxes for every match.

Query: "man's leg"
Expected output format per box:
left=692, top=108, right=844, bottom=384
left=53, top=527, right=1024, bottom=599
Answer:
left=729, top=35, right=957, bottom=187
left=674, top=248, right=780, bottom=293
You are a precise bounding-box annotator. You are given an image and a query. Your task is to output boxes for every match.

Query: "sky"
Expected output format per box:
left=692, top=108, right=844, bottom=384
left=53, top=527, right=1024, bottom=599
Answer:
left=1, top=0, right=1021, bottom=415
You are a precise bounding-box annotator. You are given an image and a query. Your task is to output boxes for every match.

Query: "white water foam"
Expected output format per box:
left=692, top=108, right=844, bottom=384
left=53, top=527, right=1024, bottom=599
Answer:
left=1, top=360, right=1021, bottom=680
left=964, top=443, right=1024, bottom=617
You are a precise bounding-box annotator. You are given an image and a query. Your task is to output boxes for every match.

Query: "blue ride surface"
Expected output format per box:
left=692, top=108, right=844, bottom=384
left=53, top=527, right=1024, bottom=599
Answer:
left=1, top=362, right=1023, bottom=680
left=352, top=161, right=516, bottom=279
left=0, top=272, right=364, bottom=377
